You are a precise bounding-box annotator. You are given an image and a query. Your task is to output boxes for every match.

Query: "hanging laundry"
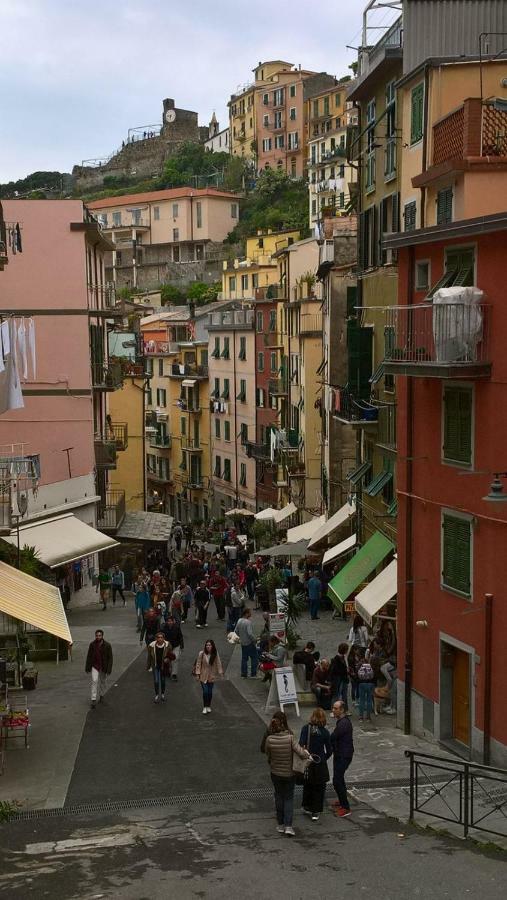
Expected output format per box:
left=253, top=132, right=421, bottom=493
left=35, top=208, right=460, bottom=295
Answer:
left=17, top=318, right=28, bottom=380
left=28, top=318, right=36, bottom=380
left=0, top=320, right=24, bottom=414
left=15, top=223, right=22, bottom=253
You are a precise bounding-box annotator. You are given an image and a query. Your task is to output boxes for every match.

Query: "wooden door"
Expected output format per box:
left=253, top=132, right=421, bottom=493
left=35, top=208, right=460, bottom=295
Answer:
left=452, top=649, right=470, bottom=746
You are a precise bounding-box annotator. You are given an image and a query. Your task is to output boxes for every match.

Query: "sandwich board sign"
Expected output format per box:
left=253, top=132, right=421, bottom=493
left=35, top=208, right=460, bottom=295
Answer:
left=269, top=612, right=286, bottom=641
left=275, top=666, right=299, bottom=716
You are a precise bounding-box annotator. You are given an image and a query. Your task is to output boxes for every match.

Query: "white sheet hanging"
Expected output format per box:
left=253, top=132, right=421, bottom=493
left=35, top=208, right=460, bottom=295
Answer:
left=17, top=318, right=28, bottom=380
left=0, top=320, right=24, bottom=414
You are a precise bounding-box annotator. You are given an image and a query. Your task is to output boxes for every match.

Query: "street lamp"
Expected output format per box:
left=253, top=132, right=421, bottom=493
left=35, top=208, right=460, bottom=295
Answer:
left=482, top=472, right=507, bottom=502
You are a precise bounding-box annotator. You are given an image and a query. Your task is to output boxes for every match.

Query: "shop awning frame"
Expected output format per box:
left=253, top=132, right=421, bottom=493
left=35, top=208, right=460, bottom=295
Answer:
left=322, top=533, right=357, bottom=567
left=365, top=470, right=393, bottom=497
left=327, top=531, right=395, bottom=608
left=355, top=559, right=397, bottom=626
left=287, top=515, right=326, bottom=543
left=307, top=501, right=356, bottom=549
left=273, top=501, right=298, bottom=524
left=347, top=461, right=372, bottom=486
left=0, top=561, right=73, bottom=644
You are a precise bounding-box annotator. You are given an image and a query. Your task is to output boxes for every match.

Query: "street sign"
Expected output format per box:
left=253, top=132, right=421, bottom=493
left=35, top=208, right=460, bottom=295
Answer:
left=275, top=666, right=299, bottom=715
left=344, top=601, right=355, bottom=615
left=269, top=612, right=286, bottom=641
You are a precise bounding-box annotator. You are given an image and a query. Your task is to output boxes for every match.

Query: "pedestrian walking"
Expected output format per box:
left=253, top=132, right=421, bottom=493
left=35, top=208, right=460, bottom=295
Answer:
left=146, top=632, right=175, bottom=703
left=348, top=614, right=369, bottom=649
left=208, top=570, right=228, bottom=620
left=85, top=629, right=113, bottom=708
left=173, top=522, right=183, bottom=553
left=357, top=654, right=376, bottom=722
left=193, top=639, right=223, bottom=714
left=229, top=578, right=245, bottom=630
left=235, top=608, right=258, bottom=678
left=111, top=565, right=126, bottom=606
left=194, top=579, right=211, bottom=628
left=162, top=614, right=184, bottom=680
left=307, top=570, right=322, bottom=620
left=98, top=567, right=110, bottom=610
left=299, top=708, right=332, bottom=821
left=329, top=643, right=350, bottom=710
left=330, top=699, right=354, bottom=817
left=179, top=577, right=193, bottom=623
left=134, top=577, right=151, bottom=631
left=263, top=715, right=310, bottom=837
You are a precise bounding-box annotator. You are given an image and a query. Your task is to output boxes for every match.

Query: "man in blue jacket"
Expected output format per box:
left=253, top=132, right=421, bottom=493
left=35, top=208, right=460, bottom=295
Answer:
left=330, top=699, right=354, bottom=817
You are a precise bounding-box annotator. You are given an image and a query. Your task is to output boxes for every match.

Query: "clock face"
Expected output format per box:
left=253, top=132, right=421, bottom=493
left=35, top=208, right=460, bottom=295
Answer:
left=165, top=109, right=176, bottom=124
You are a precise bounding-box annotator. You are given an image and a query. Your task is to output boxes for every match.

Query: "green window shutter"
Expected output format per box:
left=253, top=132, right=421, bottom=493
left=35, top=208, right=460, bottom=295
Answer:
left=346, top=285, right=357, bottom=317
left=411, top=84, right=424, bottom=143
left=442, top=515, right=471, bottom=595
left=347, top=319, right=373, bottom=400
left=437, top=188, right=453, bottom=225
left=443, top=387, right=472, bottom=464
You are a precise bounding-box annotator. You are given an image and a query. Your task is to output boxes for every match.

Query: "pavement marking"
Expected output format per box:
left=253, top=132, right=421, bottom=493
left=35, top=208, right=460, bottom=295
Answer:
left=185, top=822, right=208, bottom=846
left=24, top=832, right=134, bottom=855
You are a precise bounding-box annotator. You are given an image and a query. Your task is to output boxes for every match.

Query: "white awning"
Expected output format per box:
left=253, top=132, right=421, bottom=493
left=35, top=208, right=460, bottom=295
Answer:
left=2, top=513, right=118, bottom=568
left=323, top=533, right=357, bottom=566
left=354, top=559, right=397, bottom=626
left=0, top=561, right=73, bottom=643
left=307, top=500, right=356, bottom=549
left=182, top=379, right=196, bottom=387
left=273, top=502, right=298, bottom=524
left=287, top=515, right=326, bottom=543
left=226, top=508, right=255, bottom=517
left=254, top=506, right=277, bottom=521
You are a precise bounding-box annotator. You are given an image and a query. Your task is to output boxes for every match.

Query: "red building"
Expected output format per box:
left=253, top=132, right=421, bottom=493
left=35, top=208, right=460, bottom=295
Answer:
left=245, top=292, right=281, bottom=509
left=384, top=213, right=507, bottom=767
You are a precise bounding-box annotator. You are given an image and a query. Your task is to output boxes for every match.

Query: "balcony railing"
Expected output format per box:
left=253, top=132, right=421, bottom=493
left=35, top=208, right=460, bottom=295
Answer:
left=144, top=340, right=181, bottom=355
left=432, top=98, right=507, bottom=169
left=300, top=313, right=322, bottom=335
left=149, top=433, right=171, bottom=449
left=91, top=361, right=123, bottom=390
left=255, top=285, right=281, bottom=301
left=0, top=469, right=12, bottom=534
left=383, top=302, right=491, bottom=378
left=94, top=438, right=117, bottom=469
left=147, top=467, right=172, bottom=483
left=332, top=387, right=379, bottom=425
left=168, top=363, right=208, bottom=378
left=245, top=440, right=271, bottom=461
left=108, top=422, right=128, bottom=451
left=97, top=490, right=126, bottom=532
left=181, top=438, right=202, bottom=452
left=376, top=403, right=397, bottom=450
left=87, top=282, right=118, bottom=313
left=268, top=379, right=289, bottom=396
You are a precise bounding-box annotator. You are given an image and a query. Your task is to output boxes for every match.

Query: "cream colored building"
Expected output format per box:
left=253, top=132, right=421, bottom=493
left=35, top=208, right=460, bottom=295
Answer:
left=222, top=228, right=300, bottom=301
left=307, top=84, right=358, bottom=230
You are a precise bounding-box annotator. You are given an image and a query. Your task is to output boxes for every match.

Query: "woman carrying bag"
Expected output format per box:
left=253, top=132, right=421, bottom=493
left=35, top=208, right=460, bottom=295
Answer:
left=264, top=716, right=311, bottom=837
left=194, top=639, right=223, bottom=714
left=299, top=708, right=332, bottom=821
left=146, top=632, right=175, bottom=703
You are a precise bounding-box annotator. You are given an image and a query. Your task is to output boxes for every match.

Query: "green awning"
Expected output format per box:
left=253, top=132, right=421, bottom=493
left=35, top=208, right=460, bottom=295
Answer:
left=348, top=460, right=372, bottom=486
left=365, top=470, right=392, bottom=497
left=327, top=531, right=394, bottom=608
left=369, top=362, right=385, bottom=385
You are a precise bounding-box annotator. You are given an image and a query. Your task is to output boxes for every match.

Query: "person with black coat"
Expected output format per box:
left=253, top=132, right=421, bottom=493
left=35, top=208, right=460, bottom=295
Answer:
left=330, top=699, right=354, bottom=817
left=162, top=614, right=184, bottom=681
left=329, top=642, right=350, bottom=709
left=85, top=629, right=113, bottom=708
left=299, top=708, right=332, bottom=821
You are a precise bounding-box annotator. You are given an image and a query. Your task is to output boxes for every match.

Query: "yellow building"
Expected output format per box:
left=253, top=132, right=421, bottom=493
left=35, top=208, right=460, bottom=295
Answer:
left=107, top=373, right=146, bottom=515
left=222, top=228, right=300, bottom=300
left=228, top=60, right=294, bottom=161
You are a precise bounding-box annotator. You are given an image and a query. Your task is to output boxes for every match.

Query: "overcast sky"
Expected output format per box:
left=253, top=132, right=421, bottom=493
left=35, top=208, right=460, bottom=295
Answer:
left=0, top=0, right=400, bottom=183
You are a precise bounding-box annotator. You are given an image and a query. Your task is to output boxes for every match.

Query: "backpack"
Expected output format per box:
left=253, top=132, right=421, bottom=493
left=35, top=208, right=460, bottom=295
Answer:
left=358, top=662, right=374, bottom=682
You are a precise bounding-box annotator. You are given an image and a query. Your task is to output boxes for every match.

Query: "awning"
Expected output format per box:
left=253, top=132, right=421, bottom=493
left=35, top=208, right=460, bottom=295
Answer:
left=365, top=469, right=392, bottom=497
left=2, top=514, right=118, bottom=568
left=327, top=531, right=394, bottom=608
left=355, top=559, right=397, bottom=626
left=182, top=379, right=196, bottom=387
left=254, top=506, right=277, bottom=521
left=0, top=561, right=72, bottom=644
left=323, top=533, right=357, bottom=567
left=287, top=515, right=326, bottom=543
left=273, top=502, right=298, bottom=524
left=307, top=501, right=356, bottom=549
left=347, top=461, right=372, bottom=486
left=226, top=508, right=255, bottom=517
left=256, top=539, right=310, bottom=557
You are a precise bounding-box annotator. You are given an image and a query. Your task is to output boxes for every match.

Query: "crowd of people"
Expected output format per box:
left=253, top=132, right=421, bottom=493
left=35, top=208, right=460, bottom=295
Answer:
left=86, top=527, right=397, bottom=831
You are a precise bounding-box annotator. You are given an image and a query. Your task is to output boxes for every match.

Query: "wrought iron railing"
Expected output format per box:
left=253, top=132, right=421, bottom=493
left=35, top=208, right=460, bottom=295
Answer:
left=97, top=490, right=126, bottom=531
left=94, top=438, right=117, bottom=469
left=91, top=361, right=123, bottom=389
left=384, top=303, right=490, bottom=368
left=333, top=386, right=379, bottom=424
left=0, top=468, right=11, bottom=533
left=406, top=750, right=507, bottom=840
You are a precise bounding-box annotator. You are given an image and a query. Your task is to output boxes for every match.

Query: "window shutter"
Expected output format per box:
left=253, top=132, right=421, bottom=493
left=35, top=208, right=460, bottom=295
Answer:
left=442, top=515, right=471, bottom=595
left=392, top=192, right=400, bottom=232
left=346, top=285, right=357, bottom=317
left=411, top=84, right=424, bottom=143
left=358, top=211, right=367, bottom=271
left=347, top=319, right=373, bottom=400
left=444, top=387, right=472, bottom=465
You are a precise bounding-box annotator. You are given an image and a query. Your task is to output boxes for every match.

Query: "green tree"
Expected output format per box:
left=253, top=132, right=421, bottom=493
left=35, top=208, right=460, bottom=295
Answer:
left=160, top=283, right=184, bottom=305
left=226, top=168, right=309, bottom=246
left=160, top=143, right=231, bottom=189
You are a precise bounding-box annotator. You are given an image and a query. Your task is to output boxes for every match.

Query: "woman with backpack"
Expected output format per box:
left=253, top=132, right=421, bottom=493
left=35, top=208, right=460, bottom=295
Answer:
left=194, top=639, right=223, bottom=714
left=299, top=708, right=332, bottom=821
left=357, top=650, right=376, bottom=722
left=347, top=614, right=369, bottom=649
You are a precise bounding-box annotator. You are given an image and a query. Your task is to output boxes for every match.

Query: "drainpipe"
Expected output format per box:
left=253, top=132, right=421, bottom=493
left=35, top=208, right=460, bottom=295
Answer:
left=420, top=64, right=430, bottom=229
left=483, top=593, right=493, bottom=765
left=404, top=244, right=415, bottom=735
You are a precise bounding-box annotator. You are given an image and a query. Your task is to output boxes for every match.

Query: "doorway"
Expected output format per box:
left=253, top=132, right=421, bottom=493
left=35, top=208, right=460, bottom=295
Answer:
left=440, top=640, right=472, bottom=754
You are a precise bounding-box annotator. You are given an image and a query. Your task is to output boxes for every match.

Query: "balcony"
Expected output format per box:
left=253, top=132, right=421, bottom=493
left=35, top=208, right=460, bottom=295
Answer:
left=87, top=282, right=122, bottom=317
left=376, top=403, right=397, bottom=451
left=147, top=467, right=172, bottom=484
left=208, top=309, right=255, bottom=330
left=108, top=422, right=128, bottom=451
left=97, top=490, right=126, bottom=533
left=245, top=440, right=271, bottom=461
left=168, top=363, right=208, bottom=378
left=186, top=477, right=204, bottom=490
left=149, top=433, right=171, bottom=449
left=91, top=361, right=123, bottom=391
left=332, top=387, right=379, bottom=426
left=269, top=379, right=288, bottom=397
left=300, top=313, right=322, bottom=335
left=181, top=438, right=203, bottom=452
left=349, top=17, right=403, bottom=101
left=0, top=469, right=12, bottom=534
left=255, top=285, right=281, bottom=301
left=262, top=332, right=284, bottom=348
left=414, top=99, right=507, bottom=188
left=94, top=438, right=117, bottom=469
left=143, top=340, right=180, bottom=355
left=383, top=302, right=491, bottom=378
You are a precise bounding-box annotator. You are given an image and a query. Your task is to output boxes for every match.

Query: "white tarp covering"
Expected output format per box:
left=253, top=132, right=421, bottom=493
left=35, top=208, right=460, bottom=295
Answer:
left=355, top=559, right=397, bottom=626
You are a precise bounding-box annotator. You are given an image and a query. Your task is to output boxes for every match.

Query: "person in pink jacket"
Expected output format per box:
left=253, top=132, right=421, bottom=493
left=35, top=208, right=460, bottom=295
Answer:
left=194, top=639, right=223, bottom=714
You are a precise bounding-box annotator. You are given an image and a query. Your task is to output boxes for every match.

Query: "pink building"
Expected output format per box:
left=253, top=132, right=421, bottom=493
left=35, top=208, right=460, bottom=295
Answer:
left=0, top=200, right=119, bottom=585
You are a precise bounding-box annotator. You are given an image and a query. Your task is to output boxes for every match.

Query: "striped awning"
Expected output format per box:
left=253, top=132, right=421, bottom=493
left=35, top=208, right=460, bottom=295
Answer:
left=0, top=561, right=72, bottom=643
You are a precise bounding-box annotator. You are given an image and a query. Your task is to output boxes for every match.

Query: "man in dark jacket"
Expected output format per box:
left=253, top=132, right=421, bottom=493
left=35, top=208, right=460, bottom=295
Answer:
left=85, top=630, right=113, bottom=708
left=163, top=615, right=184, bottom=681
left=329, top=642, right=350, bottom=710
left=330, top=699, right=354, bottom=817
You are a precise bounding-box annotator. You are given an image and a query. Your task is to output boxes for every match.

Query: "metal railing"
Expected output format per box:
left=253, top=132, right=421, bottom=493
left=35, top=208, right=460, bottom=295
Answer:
left=87, top=282, right=117, bottom=311
left=406, top=750, right=507, bottom=840
left=108, top=422, right=128, bottom=451
left=149, top=433, right=171, bottom=448
left=268, top=379, right=288, bottom=396
left=144, top=340, right=181, bottom=355
left=384, top=303, right=490, bottom=368
left=245, top=440, right=271, bottom=461
left=333, top=386, right=379, bottom=424
left=97, top=490, right=126, bottom=532
left=94, top=438, right=117, bottom=469
left=181, top=438, right=202, bottom=451
left=0, top=469, right=11, bottom=533
left=91, top=361, right=123, bottom=390
left=169, top=363, right=208, bottom=378
left=300, top=313, right=322, bottom=334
